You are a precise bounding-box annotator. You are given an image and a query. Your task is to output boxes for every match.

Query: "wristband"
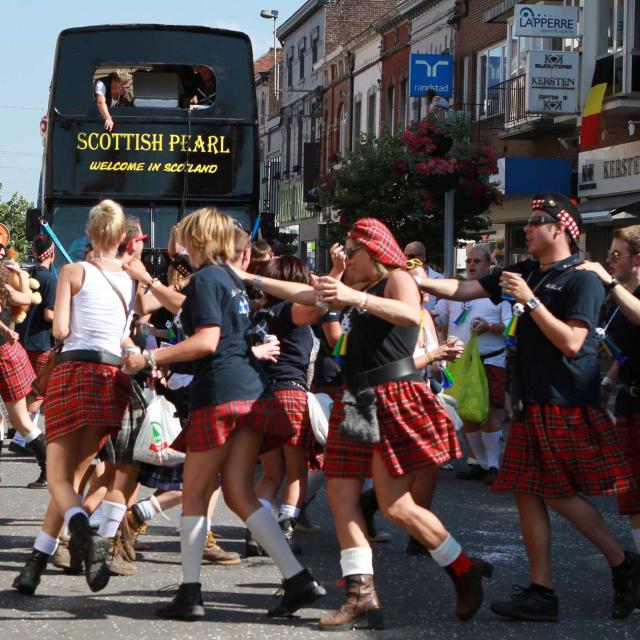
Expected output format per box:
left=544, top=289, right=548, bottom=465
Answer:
left=252, top=275, right=264, bottom=291
left=143, top=349, right=157, bottom=370
left=144, top=277, right=159, bottom=294
left=605, top=277, right=620, bottom=291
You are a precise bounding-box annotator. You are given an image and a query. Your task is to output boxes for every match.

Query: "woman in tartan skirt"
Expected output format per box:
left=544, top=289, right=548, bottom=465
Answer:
left=124, top=208, right=325, bottom=621
left=235, top=218, right=493, bottom=630
left=0, top=259, right=48, bottom=488
left=421, top=193, right=640, bottom=621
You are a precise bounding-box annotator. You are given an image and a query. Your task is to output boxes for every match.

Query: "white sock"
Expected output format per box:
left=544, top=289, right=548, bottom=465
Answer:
left=62, top=525, right=69, bottom=536
left=245, top=507, right=303, bottom=579
left=12, top=433, right=26, bottom=447
left=481, top=431, right=502, bottom=469
left=278, top=504, right=301, bottom=521
left=429, top=534, right=462, bottom=567
left=258, top=498, right=272, bottom=511
left=180, top=515, right=208, bottom=584
left=98, top=501, right=127, bottom=538
left=135, top=499, right=157, bottom=522
left=89, top=503, right=104, bottom=529
left=34, top=531, right=59, bottom=556
left=362, top=479, right=374, bottom=492
left=28, top=412, right=40, bottom=429
left=206, top=518, right=212, bottom=532
left=305, top=470, right=325, bottom=500
left=64, top=507, right=88, bottom=528
left=465, top=432, right=487, bottom=469
left=632, top=529, right=640, bottom=554
left=24, top=427, right=42, bottom=444
left=340, top=547, right=373, bottom=577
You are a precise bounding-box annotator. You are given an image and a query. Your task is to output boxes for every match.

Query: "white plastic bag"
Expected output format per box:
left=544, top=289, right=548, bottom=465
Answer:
left=133, top=393, right=185, bottom=466
left=436, top=392, right=464, bottom=431
left=308, top=392, right=333, bottom=446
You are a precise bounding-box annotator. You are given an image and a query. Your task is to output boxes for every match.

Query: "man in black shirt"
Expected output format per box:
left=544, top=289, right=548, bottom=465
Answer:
left=418, top=193, right=640, bottom=621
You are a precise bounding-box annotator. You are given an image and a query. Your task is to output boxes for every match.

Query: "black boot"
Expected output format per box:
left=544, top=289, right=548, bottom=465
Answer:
left=611, top=551, right=640, bottom=619
left=359, top=488, right=390, bottom=543
left=244, top=529, right=268, bottom=557
left=26, top=433, right=47, bottom=489
left=12, top=549, right=49, bottom=595
left=268, top=568, right=326, bottom=617
left=445, top=556, right=494, bottom=621
left=279, top=517, right=301, bottom=555
left=68, top=512, right=110, bottom=592
left=156, top=582, right=205, bottom=621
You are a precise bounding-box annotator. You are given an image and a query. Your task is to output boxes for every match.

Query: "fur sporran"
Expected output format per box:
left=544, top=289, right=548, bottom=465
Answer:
left=340, top=386, right=380, bottom=444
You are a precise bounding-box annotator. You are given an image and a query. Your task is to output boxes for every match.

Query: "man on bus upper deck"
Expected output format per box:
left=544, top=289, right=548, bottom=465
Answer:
left=94, top=69, right=133, bottom=131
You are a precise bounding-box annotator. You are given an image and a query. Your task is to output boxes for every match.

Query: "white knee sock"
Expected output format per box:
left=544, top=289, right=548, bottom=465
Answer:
left=465, top=432, right=487, bottom=469
left=24, top=427, right=42, bottom=444
left=305, top=470, right=325, bottom=501
left=64, top=507, right=88, bottom=528
left=278, top=504, right=300, bottom=521
left=34, top=531, right=59, bottom=556
left=136, top=498, right=158, bottom=522
left=258, top=498, right=272, bottom=511
left=632, top=529, right=640, bottom=554
left=12, top=432, right=27, bottom=447
left=89, top=503, right=104, bottom=529
left=340, top=547, right=373, bottom=577
left=429, top=534, right=462, bottom=567
left=245, top=507, right=303, bottom=579
left=481, top=431, right=502, bottom=469
left=98, top=501, right=127, bottom=538
left=180, top=515, right=208, bottom=584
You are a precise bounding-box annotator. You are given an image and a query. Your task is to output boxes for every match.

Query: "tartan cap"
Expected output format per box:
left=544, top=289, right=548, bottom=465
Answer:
left=531, top=193, right=582, bottom=241
left=348, top=218, right=407, bottom=268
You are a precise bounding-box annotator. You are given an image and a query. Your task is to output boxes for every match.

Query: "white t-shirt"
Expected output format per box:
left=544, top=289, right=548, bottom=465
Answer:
left=425, top=266, right=444, bottom=312
left=434, top=297, right=513, bottom=368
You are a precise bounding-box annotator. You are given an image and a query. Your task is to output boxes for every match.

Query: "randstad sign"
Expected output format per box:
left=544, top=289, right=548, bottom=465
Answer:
left=513, top=4, right=579, bottom=39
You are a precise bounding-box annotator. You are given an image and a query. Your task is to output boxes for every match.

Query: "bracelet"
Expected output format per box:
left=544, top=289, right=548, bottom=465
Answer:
left=144, top=277, right=159, bottom=294
left=356, top=292, right=368, bottom=310
left=424, top=349, right=434, bottom=364
left=605, top=277, right=620, bottom=291
left=252, top=275, right=264, bottom=291
left=143, top=349, right=157, bottom=370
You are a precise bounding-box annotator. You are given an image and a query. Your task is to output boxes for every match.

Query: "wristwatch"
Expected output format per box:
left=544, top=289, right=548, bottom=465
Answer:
left=605, top=277, right=620, bottom=291
left=525, top=296, right=541, bottom=312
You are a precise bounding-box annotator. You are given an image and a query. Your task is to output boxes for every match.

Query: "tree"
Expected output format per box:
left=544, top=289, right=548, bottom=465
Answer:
left=320, top=117, right=502, bottom=266
left=0, top=183, right=33, bottom=257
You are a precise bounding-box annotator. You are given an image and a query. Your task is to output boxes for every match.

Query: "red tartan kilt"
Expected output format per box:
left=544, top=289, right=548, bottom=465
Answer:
left=44, top=361, right=130, bottom=443
left=0, top=340, right=35, bottom=402
left=324, top=380, right=461, bottom=479
left=27, top=350, right=52, bottom=376
left=492, top=403, right=636, bottom=499
left=616, top=414, right=640, bottom=515
left=174, top=396, right=289, bottom=453
left=270, top=389, right=312, bottom=448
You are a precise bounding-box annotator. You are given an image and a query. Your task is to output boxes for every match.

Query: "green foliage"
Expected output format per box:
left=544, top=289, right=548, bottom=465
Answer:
left=0, top=183, right=34, bottom=257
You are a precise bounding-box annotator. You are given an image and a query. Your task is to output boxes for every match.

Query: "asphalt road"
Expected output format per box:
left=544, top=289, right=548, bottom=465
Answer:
left=0, top=435, right=639, bottom=640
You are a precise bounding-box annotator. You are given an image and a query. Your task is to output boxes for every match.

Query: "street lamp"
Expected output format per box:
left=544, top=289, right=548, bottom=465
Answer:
left=260, top=9, right=279, bottom=101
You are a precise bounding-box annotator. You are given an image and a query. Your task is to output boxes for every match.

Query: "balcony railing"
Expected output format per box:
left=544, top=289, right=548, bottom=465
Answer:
left=484, top=73, right=543, bottom=130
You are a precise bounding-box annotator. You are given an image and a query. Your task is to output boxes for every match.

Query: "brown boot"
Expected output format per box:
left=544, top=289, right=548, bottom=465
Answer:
left=318, top=574, right=384, bottom=631
left=51, top=535, right=71, bottom=570
left=107, top=535, right=137, bottom=576
left=119, top=516, right=137, bottom=562
left=202, top=531, right=241, bottom=565
left=445, top=556, right=493, bottom=621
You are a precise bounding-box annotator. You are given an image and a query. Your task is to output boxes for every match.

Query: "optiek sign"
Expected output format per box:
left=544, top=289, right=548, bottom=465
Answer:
left=513, top=4, right=579, bottom=39
left=409, top=54, right=453, bottom=98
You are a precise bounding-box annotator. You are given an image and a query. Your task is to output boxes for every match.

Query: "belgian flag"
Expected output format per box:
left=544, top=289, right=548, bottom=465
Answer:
left=580, top=57, right=613, bottom=149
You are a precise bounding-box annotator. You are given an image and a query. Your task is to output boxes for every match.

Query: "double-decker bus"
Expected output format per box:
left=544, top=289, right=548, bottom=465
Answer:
left=31, top=24, right=259, bottom=272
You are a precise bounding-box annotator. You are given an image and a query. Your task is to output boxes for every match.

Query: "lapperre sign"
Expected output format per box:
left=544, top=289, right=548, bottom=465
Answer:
left=409, top=54, right=453, bottom=98
left=513, top=3, right=579, bottom=38
left=578, top=140, right=640, bottom=197
left=525, top=51, right=579, bottom=115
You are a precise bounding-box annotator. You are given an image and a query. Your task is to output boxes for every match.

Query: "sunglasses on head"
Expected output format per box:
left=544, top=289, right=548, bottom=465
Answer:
left=345, top=245, right=364, bottom=259
left=126, top=233, right=148, bottom=250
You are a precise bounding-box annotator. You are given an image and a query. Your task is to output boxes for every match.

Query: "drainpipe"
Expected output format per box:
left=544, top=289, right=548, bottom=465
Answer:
left=347, top=51, right=355, bottom=152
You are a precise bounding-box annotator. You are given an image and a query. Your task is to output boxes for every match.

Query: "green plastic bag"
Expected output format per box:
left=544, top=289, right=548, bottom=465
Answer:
left=446, top=333, right=489, bottom=423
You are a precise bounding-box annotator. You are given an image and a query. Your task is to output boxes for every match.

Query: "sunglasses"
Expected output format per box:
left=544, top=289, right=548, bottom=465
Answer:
left=345, top=245, right=364, bottom=259
left=526, top=215, right=556, bottom=226
left=127, top=234, right=148, bottom=250
left=608, top=249, right=631, bottom=263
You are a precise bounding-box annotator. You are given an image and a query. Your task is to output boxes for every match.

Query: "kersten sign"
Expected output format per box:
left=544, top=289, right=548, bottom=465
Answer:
left=525, top=51, right=579, bottom=115
left=513, top=3, right=579, bottom=39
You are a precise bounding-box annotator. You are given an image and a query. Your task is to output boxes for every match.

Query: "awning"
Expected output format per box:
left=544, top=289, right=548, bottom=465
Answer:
left=577, top=193, right=640, bottom=215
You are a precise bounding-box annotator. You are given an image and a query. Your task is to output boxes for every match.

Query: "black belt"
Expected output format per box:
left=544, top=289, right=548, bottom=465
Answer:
left=56, top=350, right=123, bottom=367
left=344, top=356, right=418, bottom=390
left=269, top=379, right=310, bottom=392
left=480, top=347, right=506, bottom=362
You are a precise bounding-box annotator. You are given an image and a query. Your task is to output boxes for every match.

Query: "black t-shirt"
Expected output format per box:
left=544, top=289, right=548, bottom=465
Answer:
left=478, top=255, right=604, bottom=407
left=180, top=263, right=266, bottom=408
left=17, top=265, right=56, bottom=352
left=606, top=286, right=640, bottom=415
left=312, top=310, right=343, bottom=388
left=253, top=300, right=313, bottom=390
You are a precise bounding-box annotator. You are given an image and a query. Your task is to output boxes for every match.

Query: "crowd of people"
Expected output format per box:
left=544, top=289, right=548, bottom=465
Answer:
left=1, top=192, right=639, bottom=628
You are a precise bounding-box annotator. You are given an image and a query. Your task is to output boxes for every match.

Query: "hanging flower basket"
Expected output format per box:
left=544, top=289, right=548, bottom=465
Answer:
left=400, top=121, right=452, bottom=157
left=455, top=193, right=493, bottom=215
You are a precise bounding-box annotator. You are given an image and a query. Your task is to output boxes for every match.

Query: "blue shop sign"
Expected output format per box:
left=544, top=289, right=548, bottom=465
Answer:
left=409, top=54, right=453, bottom=98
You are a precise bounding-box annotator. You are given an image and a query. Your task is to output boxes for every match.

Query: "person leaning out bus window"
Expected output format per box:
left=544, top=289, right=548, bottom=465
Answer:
left=94, top=69, right=133, bottom=132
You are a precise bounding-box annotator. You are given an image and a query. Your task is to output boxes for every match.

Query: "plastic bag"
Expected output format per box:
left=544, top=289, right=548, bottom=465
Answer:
left=446, top=333, right=489, bottom=423
left=133, top=393, right=185, bottom=466
left=307, top=392, right=333, bottom=446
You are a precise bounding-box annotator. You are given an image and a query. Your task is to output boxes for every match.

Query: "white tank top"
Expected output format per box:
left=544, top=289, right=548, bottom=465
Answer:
left=63, top=262, right=135, bottom=357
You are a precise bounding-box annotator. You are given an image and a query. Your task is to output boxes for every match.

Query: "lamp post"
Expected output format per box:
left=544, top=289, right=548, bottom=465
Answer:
left=260, top=9, right=279, bottom=101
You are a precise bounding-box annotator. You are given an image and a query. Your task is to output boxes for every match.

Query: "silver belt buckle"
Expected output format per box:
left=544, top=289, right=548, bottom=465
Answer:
left=629, top=385, right=639, bottom=398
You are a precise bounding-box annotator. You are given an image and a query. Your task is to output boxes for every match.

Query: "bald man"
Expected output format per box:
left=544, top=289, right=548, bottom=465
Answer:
left=404, top=241, right=443, bottom=313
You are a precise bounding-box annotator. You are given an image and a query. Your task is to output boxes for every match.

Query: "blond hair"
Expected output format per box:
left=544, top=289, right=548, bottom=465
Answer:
left=233, top=227, right=250, bottom=262
left=614, top=225, right=640, bottom=255
left=176, top=207, right=235, bottom=264
left=87, top=199, right=125, bottom=251
left=112, top=69, right=133, bottom=84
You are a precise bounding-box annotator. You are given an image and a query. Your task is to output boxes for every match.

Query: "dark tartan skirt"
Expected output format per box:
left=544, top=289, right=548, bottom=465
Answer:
left=99, top=380, right=147, bottom=465
left=45, top=361, right=130, bottom=443
left=0, top=340, right=35, bottom=403
left=492, top=403, right=636, bottom=499
left=271, top=388, right=312, bottom=448
left=27, top=349, right=52, bottom=376
left=324, top=380, right=461, bottom=479
left=616, top=413, right=640, bottom=515
left=138, top=462, right=184, bottom=490
left=173, top=395, right=290, bottom=453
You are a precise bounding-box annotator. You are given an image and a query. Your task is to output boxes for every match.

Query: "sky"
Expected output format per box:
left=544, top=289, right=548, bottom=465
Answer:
left=0, top=0, right=301, bottom=203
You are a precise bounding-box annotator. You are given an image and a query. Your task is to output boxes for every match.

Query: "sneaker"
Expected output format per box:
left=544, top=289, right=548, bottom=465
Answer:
left=485, top=467, right=499, bottom=486
left=455, top=465, right=487, bottom=481
left=611, top=551, right=640, bottom=619
left=490, top=584, right=559, bottom=622
left=202, top=531, right=241, bottom=565
left=27, top=470, right=48, bottom=489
